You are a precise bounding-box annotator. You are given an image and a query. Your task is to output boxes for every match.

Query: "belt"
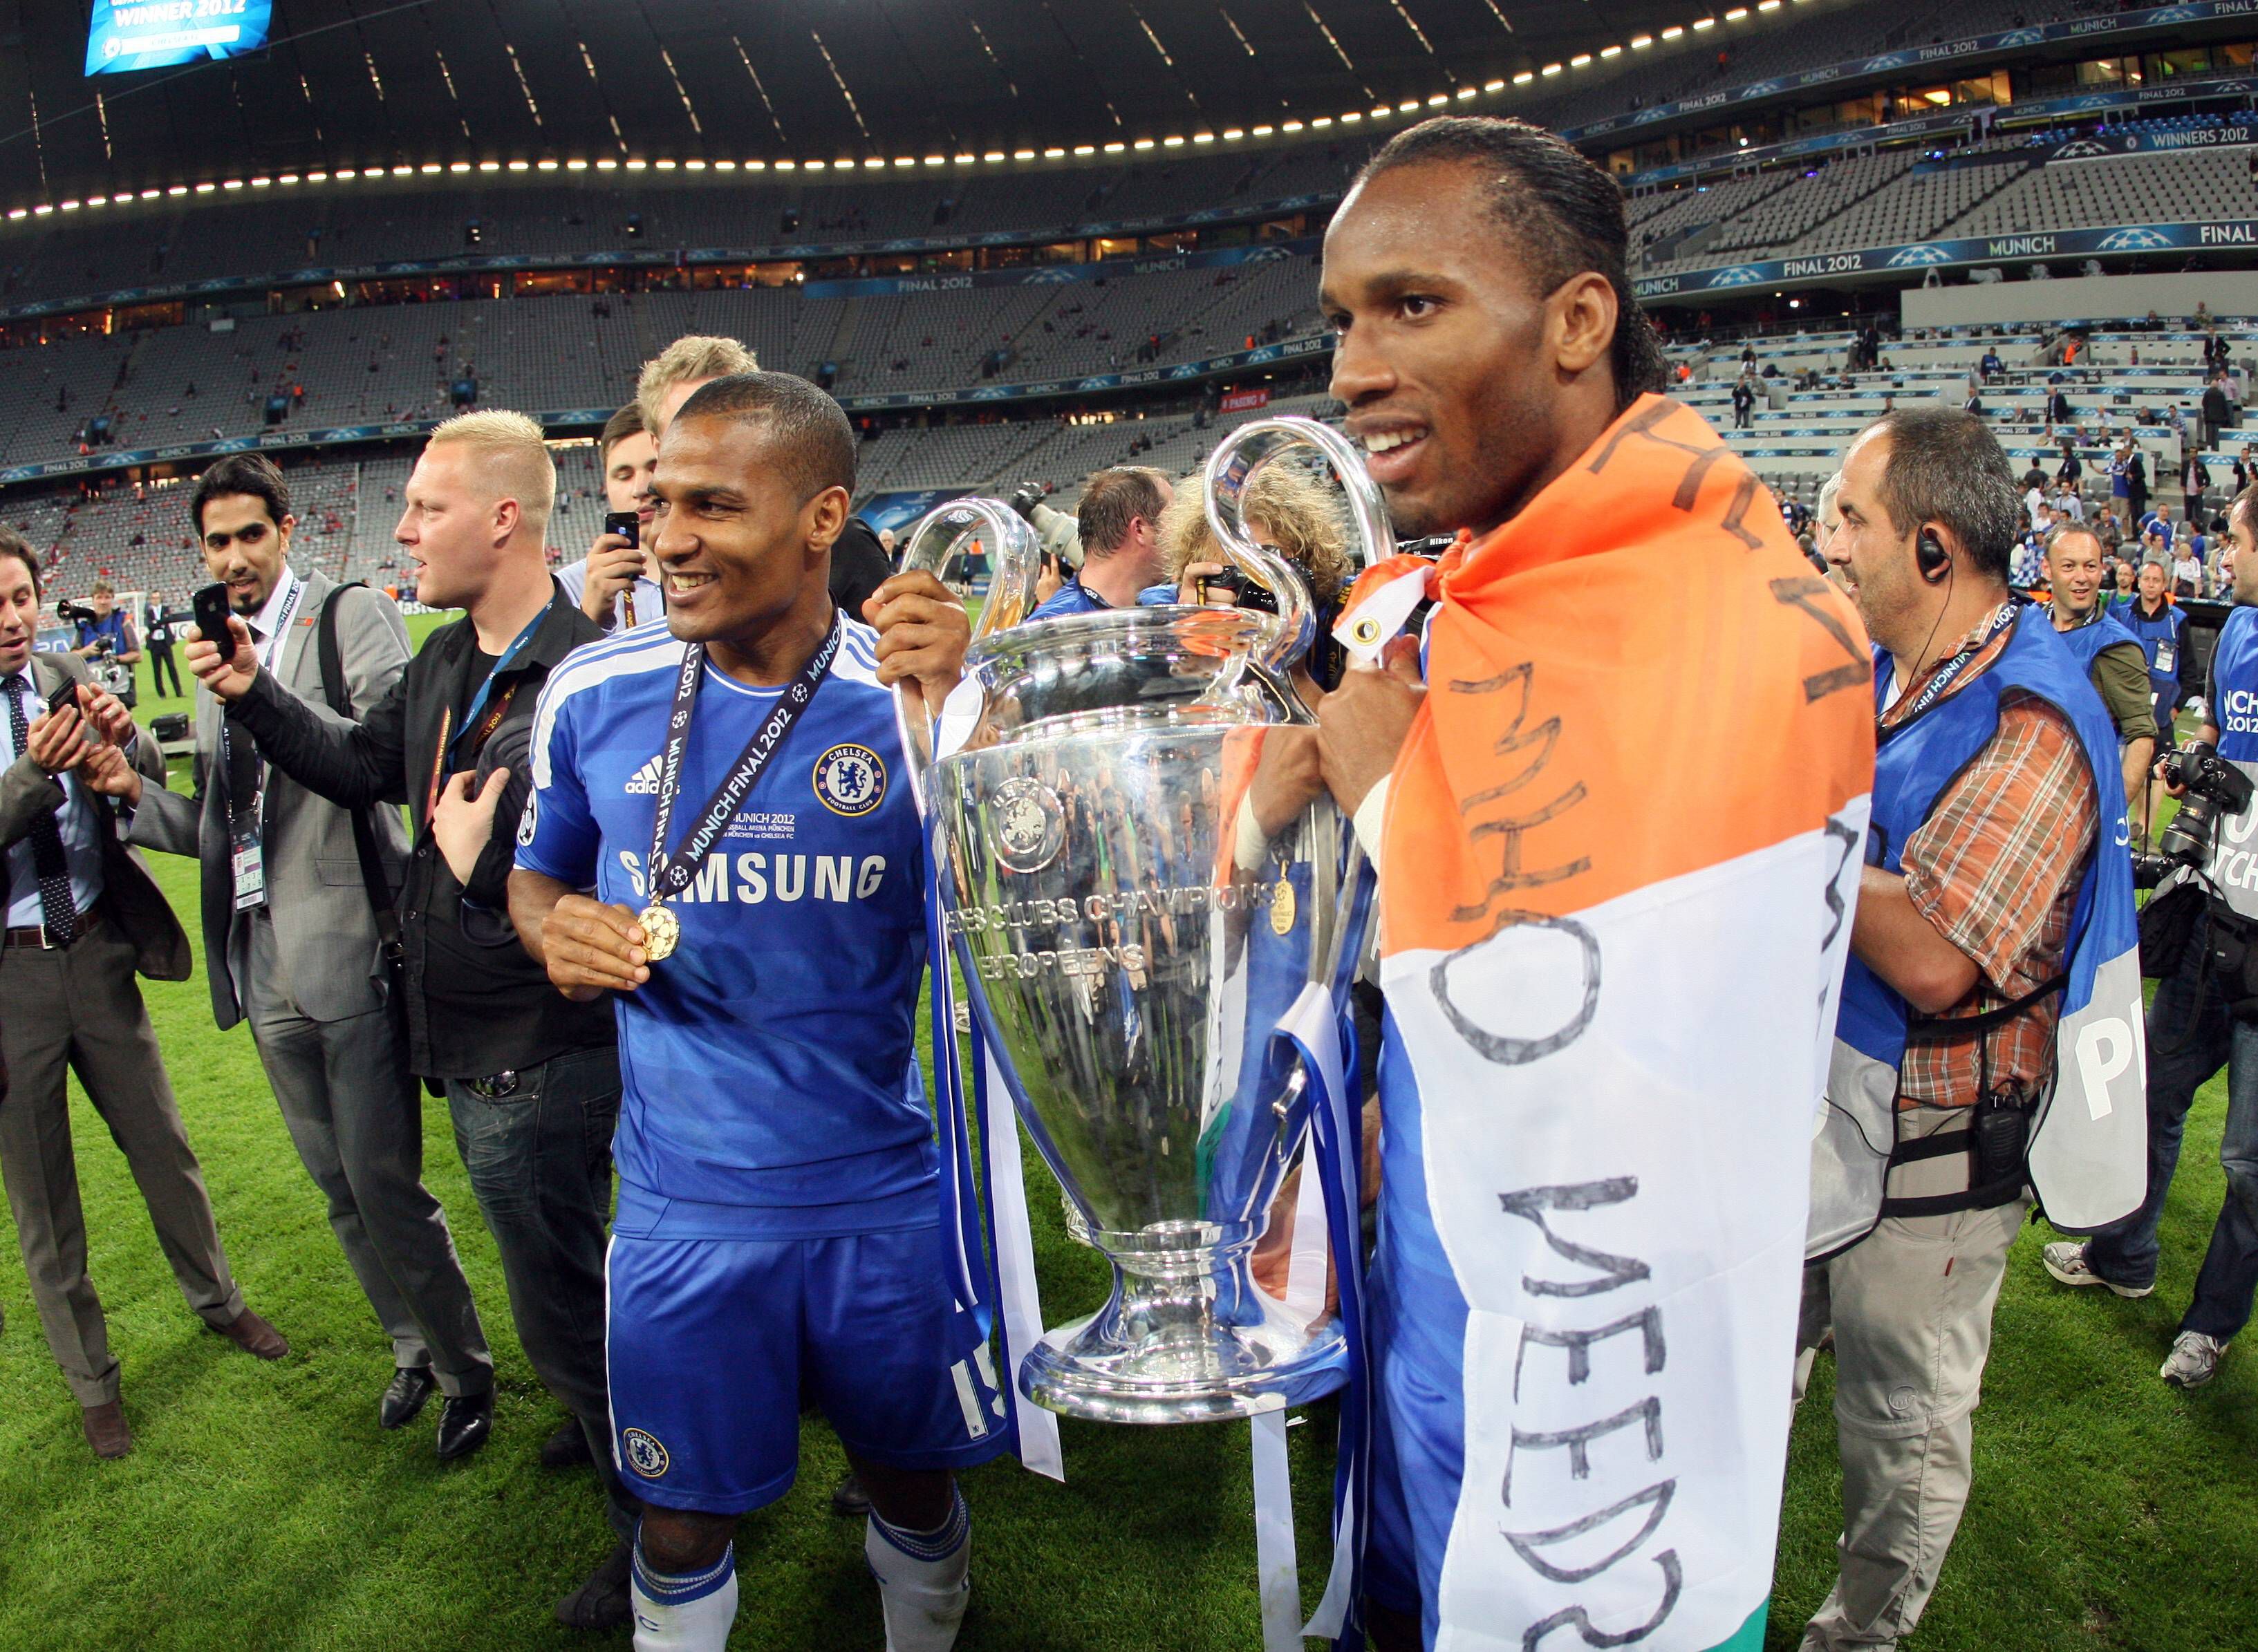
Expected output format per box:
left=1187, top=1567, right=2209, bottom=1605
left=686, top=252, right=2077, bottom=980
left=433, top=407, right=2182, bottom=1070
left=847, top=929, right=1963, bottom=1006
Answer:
left=3, top=901, right=101, bottom=950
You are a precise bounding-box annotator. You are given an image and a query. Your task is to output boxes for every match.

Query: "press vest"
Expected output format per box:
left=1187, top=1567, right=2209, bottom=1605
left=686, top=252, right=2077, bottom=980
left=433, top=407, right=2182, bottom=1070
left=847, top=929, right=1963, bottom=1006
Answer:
left=1810, top=606, right=2147, bottom=1258
left=2197, top=605, right=2258, bottom=919
left=2118, top=597, right=2185, bottom=706
left=2051, top=606, right=2138, bottom=673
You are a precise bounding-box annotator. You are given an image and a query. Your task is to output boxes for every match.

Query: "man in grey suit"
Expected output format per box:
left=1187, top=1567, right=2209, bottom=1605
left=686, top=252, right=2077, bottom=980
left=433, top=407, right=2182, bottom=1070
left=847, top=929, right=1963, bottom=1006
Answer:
left=95, top=454, right=494, bottom=1460
left=0, top=529, right=288, bottom=1460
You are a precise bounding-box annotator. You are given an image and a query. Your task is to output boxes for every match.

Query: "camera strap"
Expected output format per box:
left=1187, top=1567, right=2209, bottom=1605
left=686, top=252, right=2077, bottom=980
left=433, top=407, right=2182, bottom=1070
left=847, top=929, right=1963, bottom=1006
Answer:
left=1886, top=972, right=2066, bottom=1216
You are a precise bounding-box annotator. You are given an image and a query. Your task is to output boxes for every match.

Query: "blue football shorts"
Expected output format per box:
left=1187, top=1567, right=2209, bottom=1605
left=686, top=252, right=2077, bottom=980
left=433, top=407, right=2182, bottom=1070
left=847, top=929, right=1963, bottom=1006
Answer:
left=606, top=1221, right=1007, bottom=1513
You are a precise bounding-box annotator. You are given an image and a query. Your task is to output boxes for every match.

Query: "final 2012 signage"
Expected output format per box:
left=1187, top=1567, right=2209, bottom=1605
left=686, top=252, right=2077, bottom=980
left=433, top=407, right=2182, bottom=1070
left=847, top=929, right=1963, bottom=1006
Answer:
left=1633, top=220, right=2258, bottom=304
left=85, top=1, right=272, bottom=75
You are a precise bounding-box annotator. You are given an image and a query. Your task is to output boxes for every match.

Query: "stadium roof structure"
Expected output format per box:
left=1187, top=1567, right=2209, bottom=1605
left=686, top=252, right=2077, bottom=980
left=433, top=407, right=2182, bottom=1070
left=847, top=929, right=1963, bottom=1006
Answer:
left=1, top=0, right=1815, bottom=204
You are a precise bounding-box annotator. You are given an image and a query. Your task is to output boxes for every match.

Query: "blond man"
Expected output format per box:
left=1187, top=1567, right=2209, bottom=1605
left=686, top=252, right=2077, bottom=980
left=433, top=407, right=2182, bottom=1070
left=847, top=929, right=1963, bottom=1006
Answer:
left=636, top=335, right=760, bottom=442
left=183, top=409, right=640, bottom=1629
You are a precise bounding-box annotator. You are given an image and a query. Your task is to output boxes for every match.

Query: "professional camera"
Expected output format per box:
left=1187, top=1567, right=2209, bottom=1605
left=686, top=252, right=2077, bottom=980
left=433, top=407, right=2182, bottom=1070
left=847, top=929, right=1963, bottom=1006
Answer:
left=2131, top=740, right=2256, bottom=888
left=1193, top=564, right=1280, bottom=614
left=55, top=601, right=100, bottom=628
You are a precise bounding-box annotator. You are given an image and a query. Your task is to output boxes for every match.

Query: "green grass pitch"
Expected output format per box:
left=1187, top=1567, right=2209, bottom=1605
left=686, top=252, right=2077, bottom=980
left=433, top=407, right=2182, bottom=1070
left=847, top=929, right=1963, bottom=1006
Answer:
left=0, top=614, right=2252, bottom=1649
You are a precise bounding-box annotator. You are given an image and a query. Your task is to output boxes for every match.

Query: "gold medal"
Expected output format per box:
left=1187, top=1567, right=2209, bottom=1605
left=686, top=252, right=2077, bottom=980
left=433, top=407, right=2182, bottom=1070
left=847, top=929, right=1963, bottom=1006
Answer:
left=1269, top=875, right=1297, bottom=937
left=637, top=903, right=680, bottom=962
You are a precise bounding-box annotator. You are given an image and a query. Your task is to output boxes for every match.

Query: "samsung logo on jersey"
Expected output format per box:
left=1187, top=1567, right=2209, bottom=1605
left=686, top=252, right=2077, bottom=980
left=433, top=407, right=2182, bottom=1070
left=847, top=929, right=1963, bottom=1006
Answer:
left=618, top=850, right=887, bottom=904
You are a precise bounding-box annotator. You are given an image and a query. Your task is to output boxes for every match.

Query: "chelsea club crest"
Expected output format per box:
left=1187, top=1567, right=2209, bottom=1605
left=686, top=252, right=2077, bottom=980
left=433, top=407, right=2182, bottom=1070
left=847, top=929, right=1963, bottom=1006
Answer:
left=812, top=743, right=887, bottom=817
left=620, top=1427, right=669, bottom=1479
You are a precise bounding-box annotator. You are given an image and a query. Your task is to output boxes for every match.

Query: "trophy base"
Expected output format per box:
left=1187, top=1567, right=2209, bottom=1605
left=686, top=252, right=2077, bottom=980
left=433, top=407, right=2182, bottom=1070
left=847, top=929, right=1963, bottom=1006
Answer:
left=1019, top=1260, right=1347, bottom=1425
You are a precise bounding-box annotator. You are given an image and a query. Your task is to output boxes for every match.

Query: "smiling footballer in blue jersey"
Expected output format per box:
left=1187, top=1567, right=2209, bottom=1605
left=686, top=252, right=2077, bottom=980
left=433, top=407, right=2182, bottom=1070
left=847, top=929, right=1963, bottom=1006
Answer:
left=509, top=372, right=991, bottom=1652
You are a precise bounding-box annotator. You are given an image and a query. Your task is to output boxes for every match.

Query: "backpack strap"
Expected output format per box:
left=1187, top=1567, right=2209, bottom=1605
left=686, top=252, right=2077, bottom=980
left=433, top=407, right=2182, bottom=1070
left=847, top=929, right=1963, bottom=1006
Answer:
left=317, top=585, right=404, bottom=967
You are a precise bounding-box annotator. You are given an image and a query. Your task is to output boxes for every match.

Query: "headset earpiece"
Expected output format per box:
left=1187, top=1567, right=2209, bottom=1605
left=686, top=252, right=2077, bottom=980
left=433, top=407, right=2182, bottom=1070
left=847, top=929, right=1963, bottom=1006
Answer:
left=1917, top=527, right=1950, bottom=585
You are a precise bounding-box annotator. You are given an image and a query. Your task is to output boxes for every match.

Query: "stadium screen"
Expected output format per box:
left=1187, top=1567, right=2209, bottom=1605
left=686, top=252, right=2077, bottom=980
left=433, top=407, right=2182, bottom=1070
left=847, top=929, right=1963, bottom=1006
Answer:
left=85, top=0, right=272, bottom=77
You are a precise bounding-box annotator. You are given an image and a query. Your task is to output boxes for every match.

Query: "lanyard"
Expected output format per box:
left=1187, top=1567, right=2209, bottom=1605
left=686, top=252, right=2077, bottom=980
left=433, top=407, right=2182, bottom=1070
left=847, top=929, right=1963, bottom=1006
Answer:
left=426, top=684, right=521, bottom=823
left=424, top=605, right=547, bottom=818
left=445, top=605, right=547, bottom=771
left=645, top=614, right=842, bottom=908
left=1891, top=601, right=2019, bottom=726
left=220, top=574, right=306, bottom=827
left=253, top=574, right=306, bottom=672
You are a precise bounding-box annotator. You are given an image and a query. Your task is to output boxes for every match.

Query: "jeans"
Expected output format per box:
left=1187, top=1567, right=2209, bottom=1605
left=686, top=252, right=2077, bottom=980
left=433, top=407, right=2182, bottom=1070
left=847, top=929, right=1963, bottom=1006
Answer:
left=2087, top=912, right=2258, bottom=1340
left=445, top=1044, right=642, bottom=1539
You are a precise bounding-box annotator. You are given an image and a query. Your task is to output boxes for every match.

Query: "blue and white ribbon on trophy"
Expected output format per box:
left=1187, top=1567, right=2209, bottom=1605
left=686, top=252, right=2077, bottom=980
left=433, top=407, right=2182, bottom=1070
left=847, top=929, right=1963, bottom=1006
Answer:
left=922, top=858, right=1065, bottom=1479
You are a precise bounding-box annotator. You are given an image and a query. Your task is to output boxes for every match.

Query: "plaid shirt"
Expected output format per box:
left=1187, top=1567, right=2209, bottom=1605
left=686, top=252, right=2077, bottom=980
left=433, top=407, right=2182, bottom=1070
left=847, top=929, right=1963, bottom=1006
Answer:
left=1883, top=608, right=2099, bottom=1109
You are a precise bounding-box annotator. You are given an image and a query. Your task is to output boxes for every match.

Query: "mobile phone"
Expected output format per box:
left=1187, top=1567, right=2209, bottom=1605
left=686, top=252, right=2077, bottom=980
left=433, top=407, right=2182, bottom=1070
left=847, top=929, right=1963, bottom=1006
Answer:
left=47, top=678, right=79, bottom=718
left=192, top=582, right=233, bottom=646
left=603, top=510, right=640, bottom=545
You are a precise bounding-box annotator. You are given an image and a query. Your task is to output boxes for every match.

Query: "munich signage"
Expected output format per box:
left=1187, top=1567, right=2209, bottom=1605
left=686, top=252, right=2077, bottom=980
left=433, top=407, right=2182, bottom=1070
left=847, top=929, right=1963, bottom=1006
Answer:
left=1633, top=219, right=2258, bottom=303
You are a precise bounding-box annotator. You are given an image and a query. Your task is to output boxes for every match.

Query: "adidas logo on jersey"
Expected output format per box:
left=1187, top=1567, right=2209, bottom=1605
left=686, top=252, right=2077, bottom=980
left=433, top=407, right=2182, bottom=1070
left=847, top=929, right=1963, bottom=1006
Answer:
left=624, top=755, right=662, bottom=795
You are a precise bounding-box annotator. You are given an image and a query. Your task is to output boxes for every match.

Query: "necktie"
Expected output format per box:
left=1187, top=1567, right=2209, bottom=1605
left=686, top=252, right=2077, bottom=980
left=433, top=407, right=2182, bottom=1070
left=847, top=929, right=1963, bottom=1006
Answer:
left=4, top=674, right=77, bottom=944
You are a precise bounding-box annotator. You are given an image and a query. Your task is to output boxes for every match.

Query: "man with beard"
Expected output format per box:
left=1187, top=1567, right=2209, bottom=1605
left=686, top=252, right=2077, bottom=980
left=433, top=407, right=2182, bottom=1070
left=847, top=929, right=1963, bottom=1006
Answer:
left=94, top=453, right=492, bottom=1453
left=1809, top=409, right=2140, bottom=1652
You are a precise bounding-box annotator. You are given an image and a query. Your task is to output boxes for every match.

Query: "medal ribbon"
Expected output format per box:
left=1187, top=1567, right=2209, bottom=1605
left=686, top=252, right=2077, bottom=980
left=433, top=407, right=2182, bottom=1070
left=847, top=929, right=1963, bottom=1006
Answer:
left=645, top=614, right=843, bottom=906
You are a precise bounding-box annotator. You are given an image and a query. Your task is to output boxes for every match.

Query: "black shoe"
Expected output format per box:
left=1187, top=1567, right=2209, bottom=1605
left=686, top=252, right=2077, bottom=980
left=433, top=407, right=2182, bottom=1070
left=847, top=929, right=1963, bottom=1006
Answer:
left=554, top=1539, right=634, bottom=1631
left=435, top=1390, right=494, bottom=1462
left=541, top=1418, right=595, bottom=1470
left=830, top=1468, right=870, bottom=1517
left=380, top=1367, right=436, bottom=1430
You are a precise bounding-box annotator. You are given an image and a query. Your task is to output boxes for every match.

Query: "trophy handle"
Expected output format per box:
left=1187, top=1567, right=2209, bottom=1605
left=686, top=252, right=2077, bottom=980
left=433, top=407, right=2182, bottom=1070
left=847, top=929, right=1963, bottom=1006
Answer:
left=893, top=496, right=1044, bottom=800
left=1200, top=415, right=1398, bottom=672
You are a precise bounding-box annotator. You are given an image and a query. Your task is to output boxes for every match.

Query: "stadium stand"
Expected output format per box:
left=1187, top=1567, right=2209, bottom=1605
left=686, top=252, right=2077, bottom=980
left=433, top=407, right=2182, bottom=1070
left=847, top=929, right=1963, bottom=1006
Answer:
left=7, top=0, right=2257, bottom=606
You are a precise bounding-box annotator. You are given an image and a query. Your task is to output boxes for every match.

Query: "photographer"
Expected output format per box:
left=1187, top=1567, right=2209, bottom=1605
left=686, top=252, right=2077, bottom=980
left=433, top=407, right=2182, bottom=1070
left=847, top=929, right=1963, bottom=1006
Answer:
left=2118, top=557, right=2186, bottom=749
left=1141, top=462, right=1356, bottom=699
left=71, top=582, right=140, bottom=670
left=2045, top=524, right=2158, bottom=835
left=1808, top=409, right=2141, bottom=1652
left=2044, top=483, right=2258, bottom=1391
left=69, top=582, right=140, bottom=709
left=1026, top=467, right=1172, bottom=619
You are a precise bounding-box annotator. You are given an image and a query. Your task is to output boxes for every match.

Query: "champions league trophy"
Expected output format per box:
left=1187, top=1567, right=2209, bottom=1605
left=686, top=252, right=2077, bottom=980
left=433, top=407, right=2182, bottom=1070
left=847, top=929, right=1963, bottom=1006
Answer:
left=899, top=419, right=1391, bottom=1424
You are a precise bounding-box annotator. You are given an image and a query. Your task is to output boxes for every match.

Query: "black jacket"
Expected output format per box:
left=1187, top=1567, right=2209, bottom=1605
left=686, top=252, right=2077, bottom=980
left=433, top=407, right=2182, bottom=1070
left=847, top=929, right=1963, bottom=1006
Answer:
left=832, top=519, right=893, bottom=623
left=229, top=582, right=613, bottom=1079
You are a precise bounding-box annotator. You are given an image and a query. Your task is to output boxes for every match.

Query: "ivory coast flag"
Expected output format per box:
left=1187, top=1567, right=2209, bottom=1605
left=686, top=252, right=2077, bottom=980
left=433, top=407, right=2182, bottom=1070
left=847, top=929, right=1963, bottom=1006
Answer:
left=1370, top=395, right=1874, bottom=1651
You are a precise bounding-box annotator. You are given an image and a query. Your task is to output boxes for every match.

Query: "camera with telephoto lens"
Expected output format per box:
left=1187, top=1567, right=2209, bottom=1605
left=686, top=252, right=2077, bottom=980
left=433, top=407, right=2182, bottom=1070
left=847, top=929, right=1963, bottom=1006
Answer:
left=2132, top=740, right=2257, bottom=889
left=56, top=601, right=100, bottom=628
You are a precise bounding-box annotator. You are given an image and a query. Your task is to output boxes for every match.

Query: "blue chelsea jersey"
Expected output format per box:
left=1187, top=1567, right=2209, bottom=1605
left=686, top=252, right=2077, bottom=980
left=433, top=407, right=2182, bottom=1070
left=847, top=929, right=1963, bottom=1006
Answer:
left=516, top=619, right=934, bottom=1232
